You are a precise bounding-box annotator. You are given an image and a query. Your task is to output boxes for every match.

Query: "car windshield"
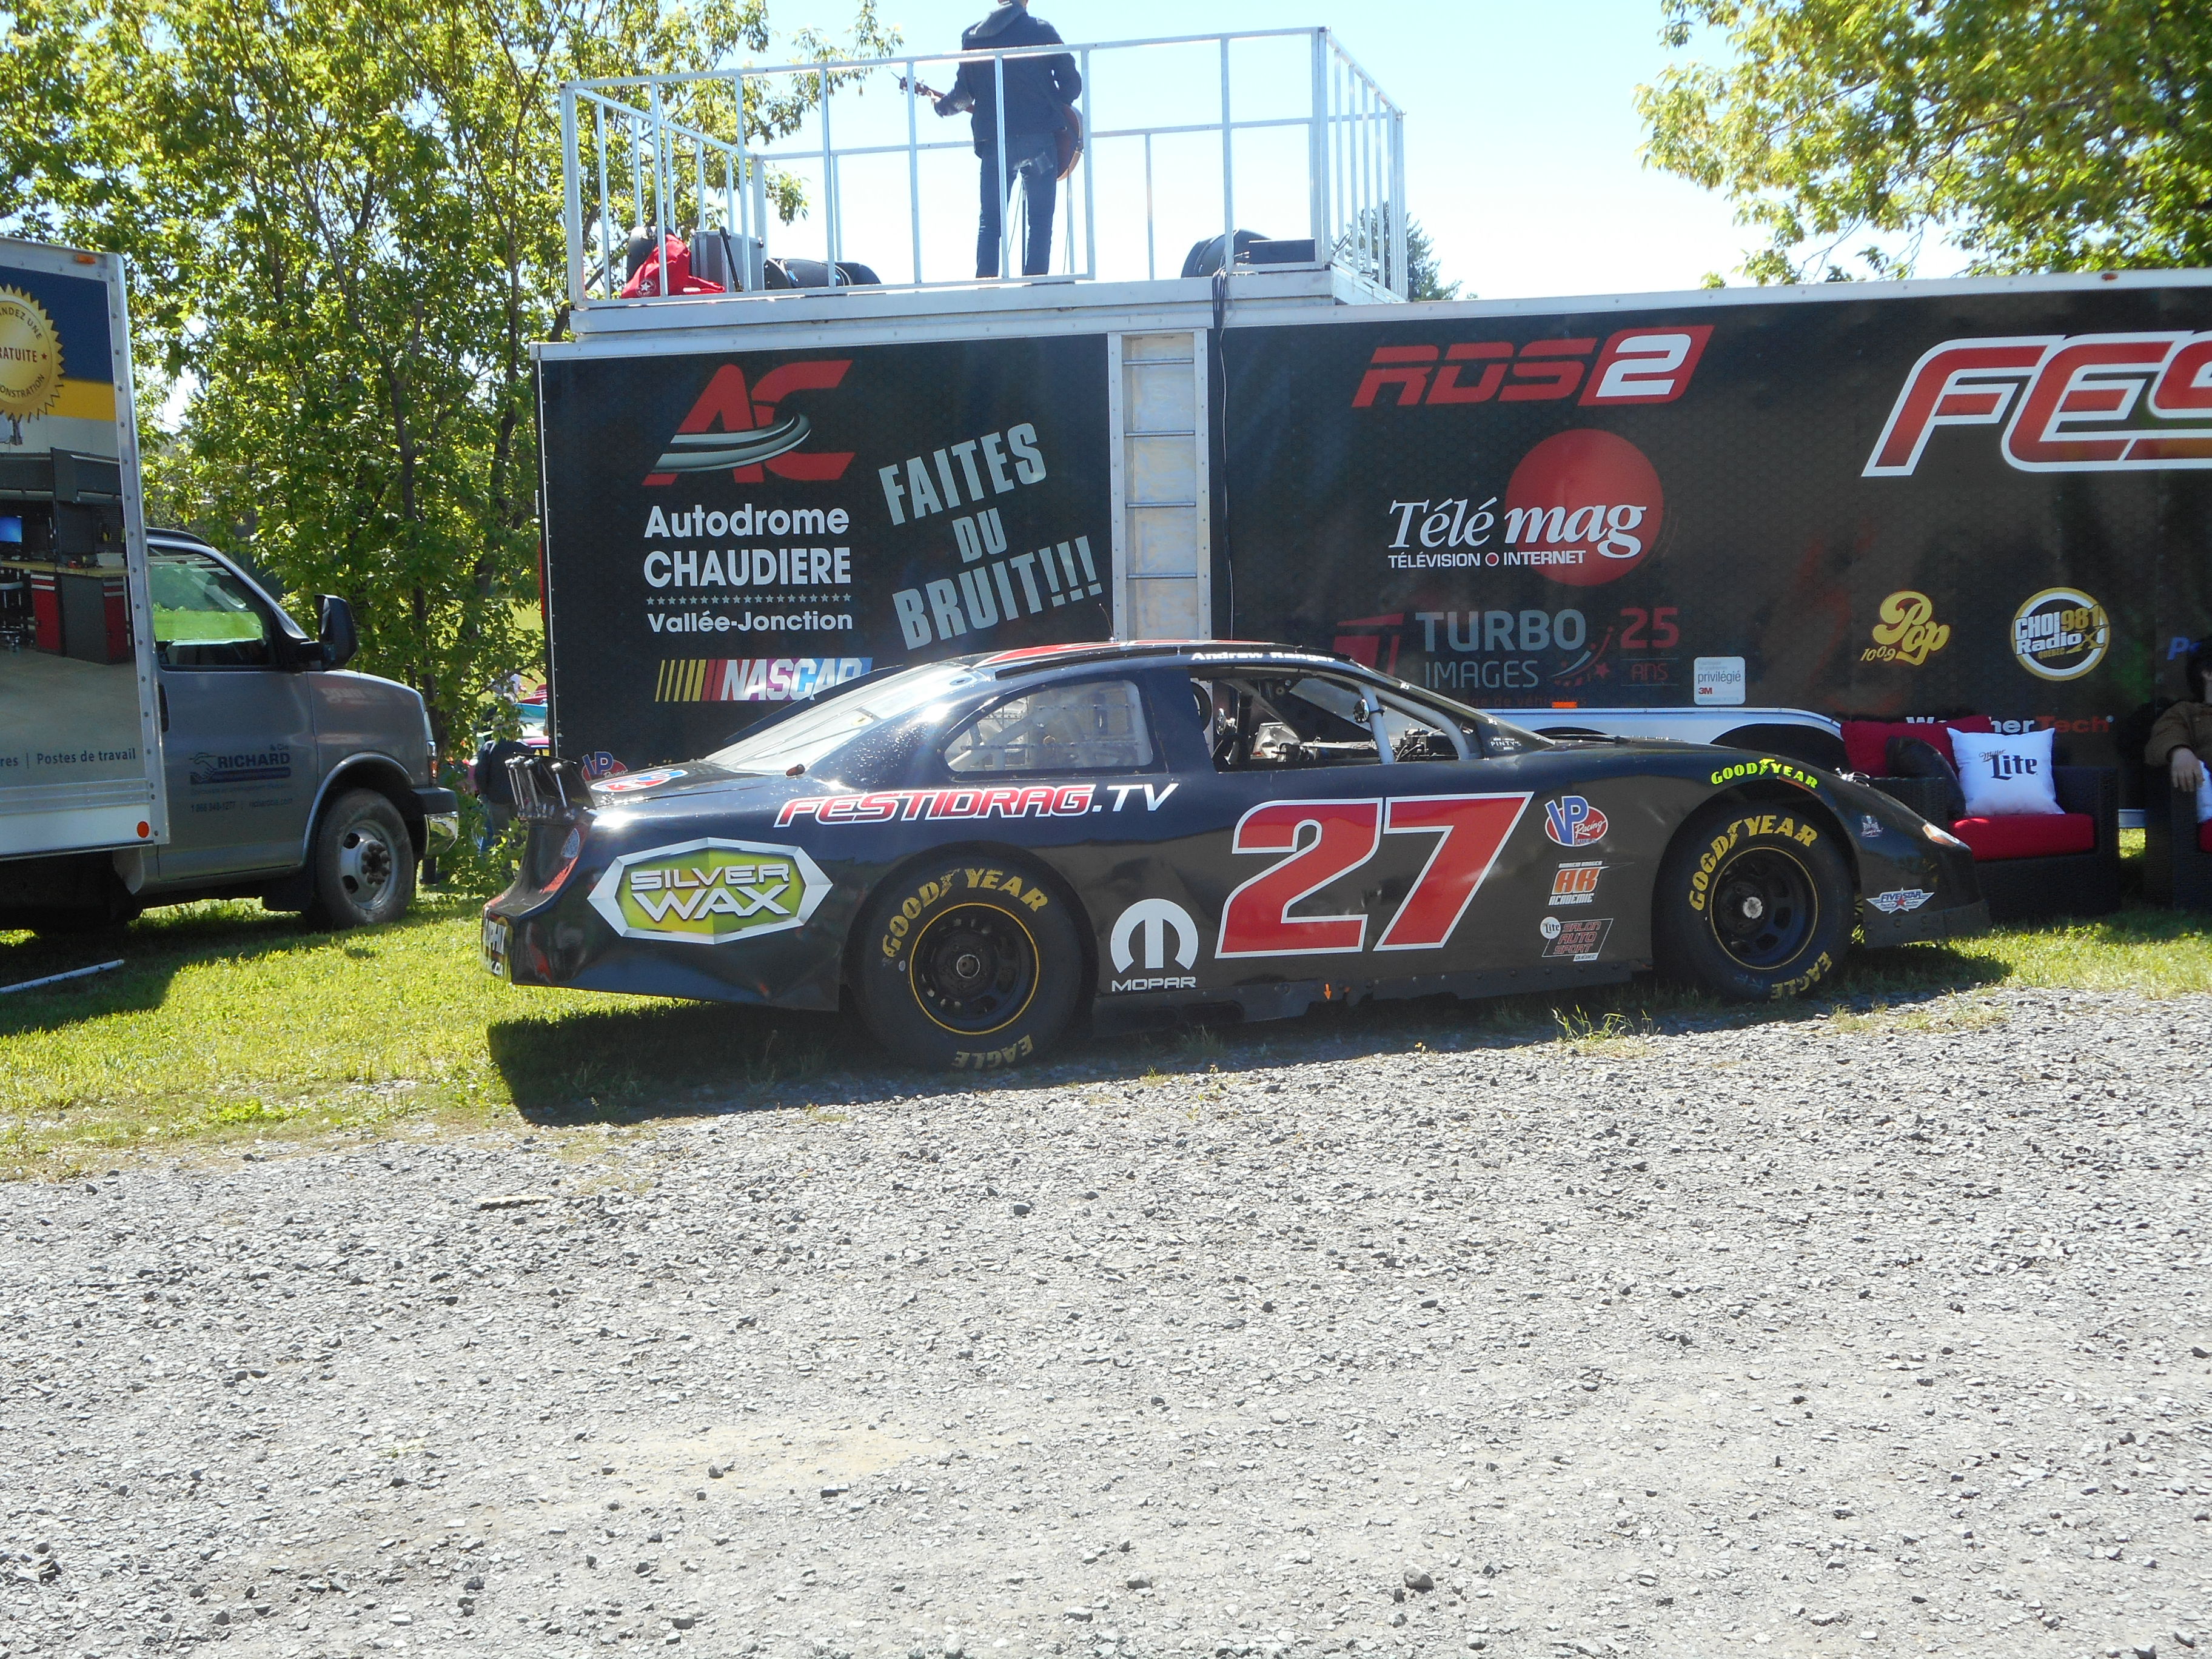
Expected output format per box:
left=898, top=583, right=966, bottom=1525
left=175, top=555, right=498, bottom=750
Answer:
left=702, top=662, right=982, bottom=775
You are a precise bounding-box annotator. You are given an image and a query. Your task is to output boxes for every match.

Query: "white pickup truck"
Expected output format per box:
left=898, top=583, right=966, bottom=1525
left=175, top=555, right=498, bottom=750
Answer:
left=0, top=236, right=454, bottom=935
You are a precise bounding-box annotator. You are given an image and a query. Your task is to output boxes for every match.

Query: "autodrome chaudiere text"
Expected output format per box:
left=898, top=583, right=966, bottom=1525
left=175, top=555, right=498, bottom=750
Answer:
left=640, top=501, right=859, bottom=636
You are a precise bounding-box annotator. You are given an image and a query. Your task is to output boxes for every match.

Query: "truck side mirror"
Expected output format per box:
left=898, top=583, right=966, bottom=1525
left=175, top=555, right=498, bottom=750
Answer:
left=317, top=594, right=359, bottom=671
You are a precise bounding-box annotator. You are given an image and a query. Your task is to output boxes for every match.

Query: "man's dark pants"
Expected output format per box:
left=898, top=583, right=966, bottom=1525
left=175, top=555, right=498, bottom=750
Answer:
left=977, top=134, right=1060, bottom=278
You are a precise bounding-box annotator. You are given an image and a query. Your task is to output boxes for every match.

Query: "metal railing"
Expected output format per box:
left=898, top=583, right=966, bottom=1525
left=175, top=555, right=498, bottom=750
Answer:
left=560, top=27, right=1406, bottom=306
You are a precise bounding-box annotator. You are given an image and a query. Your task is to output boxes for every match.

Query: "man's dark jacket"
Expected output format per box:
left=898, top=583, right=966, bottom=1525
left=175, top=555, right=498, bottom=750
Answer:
left=947, top=5, right=1082, bottom=153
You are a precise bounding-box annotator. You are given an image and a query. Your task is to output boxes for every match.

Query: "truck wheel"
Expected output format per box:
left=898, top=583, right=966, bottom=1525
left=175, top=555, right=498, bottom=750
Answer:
left=853, top=855, right=1084, bottom=1071
left=306, top=790, right=415, bottom=930
left=1655, top=802, right=1852, bottom=1001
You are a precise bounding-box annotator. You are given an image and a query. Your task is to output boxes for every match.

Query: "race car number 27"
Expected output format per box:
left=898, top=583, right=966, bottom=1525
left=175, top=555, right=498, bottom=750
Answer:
left=1216, top=793, right=1531, bottom=957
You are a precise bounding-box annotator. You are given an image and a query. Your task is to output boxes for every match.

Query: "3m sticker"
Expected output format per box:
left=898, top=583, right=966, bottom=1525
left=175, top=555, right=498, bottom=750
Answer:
left=588, top=837, right=830, bottom=944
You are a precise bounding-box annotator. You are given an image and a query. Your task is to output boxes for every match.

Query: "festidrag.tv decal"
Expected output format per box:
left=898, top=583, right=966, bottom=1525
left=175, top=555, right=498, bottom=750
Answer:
left=538, top=337, right=1111, bottom=769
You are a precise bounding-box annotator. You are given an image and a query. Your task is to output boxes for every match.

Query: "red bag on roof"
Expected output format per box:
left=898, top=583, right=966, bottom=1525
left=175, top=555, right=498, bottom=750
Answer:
left=618, top=236, right=725, bottom=299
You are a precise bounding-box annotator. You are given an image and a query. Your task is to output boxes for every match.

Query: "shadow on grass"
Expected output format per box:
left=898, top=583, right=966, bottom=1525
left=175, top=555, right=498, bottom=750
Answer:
left=482, top=928, right=2040, bottom=1127
left=0, top=897, right=468, bottom=1037
left=486, top=1000, right=852, bottom=1124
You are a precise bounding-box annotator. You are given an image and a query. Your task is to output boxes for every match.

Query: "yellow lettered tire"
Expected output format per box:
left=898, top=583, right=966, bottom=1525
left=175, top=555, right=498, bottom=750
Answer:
left=1656, top=800, right=1853, bottom=1002
left=853, top=855, right=1085, bottom=1071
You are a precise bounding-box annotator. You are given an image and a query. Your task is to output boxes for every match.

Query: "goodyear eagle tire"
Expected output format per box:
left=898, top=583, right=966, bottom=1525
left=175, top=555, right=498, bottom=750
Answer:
left=1656, top=801, right=1852, bottom=1002
left=854, top=854, right=1084, bottom=1072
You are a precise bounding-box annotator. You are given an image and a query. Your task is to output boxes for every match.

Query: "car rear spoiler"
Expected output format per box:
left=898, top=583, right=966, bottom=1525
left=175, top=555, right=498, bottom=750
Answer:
left=506, top=753, right=593, bottom=820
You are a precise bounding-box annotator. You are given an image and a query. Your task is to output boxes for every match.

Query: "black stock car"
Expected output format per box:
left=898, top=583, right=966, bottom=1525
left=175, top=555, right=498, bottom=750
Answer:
left=481, top=642, right=1988, bottom=1070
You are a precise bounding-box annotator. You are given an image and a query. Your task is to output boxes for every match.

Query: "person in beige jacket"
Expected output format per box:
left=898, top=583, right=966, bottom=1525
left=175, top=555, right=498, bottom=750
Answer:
left=2147, top=639, right=2212, bottom=791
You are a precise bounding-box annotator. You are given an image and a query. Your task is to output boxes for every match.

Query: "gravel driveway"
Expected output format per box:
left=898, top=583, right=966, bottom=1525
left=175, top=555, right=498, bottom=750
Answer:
left=2, top=986, right=2207, bottom=1659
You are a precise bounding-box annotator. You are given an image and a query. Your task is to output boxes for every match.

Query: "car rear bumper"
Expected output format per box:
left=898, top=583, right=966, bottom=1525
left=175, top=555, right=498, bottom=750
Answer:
left=415, top=787, right=460, bottom=852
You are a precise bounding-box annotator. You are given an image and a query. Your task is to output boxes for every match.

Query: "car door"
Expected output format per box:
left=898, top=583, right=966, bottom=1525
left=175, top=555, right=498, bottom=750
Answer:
left=147, top=547, right=317, bottom=883
left=1171, top=669, right=1532, bottom=984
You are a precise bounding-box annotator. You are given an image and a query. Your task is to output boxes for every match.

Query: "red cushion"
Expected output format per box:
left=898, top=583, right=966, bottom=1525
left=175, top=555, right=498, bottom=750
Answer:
left=1951, top=811, right=2095, bottom=860
left=1841, top=716, right=1996, bottom=775
left=2199, top=820, right=2212, bottom=855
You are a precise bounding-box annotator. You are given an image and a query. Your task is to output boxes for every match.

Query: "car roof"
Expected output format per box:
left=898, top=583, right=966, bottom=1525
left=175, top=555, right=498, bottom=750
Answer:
left=974, top=639, right=1361, bottom=679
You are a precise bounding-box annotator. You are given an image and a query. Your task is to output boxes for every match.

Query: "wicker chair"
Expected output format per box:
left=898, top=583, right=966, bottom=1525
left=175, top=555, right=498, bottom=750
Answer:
left=2142, top=777, right=2212, bottom=910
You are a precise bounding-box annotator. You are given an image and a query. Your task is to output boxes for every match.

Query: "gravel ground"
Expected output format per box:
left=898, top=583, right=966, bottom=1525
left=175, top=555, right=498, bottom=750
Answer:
left=2, top=985, right=2209, bottom=1659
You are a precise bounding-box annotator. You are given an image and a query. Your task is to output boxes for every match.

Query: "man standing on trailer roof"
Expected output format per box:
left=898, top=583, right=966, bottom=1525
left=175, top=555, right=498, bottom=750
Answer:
left=935, top=0, right=1082, bottom=280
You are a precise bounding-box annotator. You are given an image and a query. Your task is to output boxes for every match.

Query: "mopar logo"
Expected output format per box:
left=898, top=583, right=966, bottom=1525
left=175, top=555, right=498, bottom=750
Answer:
left=1110, top=899, right=1200, bottom=975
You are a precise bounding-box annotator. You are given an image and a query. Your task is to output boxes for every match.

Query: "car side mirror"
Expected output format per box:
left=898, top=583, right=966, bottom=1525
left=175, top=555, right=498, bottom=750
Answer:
left=317, top=594, right=358, bottom=671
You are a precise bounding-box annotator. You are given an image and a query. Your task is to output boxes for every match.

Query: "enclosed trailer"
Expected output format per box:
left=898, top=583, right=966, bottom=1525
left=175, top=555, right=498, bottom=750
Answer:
left=537, top=32, right=2208, bottom=807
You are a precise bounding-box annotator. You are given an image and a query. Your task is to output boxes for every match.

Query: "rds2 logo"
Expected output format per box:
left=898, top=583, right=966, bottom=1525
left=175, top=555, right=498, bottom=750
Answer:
left=1544, top=796, right=1607, bottom=847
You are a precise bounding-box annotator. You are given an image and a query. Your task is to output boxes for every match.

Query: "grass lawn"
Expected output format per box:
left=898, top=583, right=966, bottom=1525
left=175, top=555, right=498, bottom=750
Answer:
left=2, top=837, right=2207, bottom=1178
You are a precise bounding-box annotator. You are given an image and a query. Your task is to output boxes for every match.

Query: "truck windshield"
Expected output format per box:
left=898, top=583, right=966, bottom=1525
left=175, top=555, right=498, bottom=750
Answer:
left=703, top=662, right=982, bottom=776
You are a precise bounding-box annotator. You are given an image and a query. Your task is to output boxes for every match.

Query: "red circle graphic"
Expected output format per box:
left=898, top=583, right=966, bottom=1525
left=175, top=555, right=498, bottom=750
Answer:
left=1500, top=429, right=1664, bottom=588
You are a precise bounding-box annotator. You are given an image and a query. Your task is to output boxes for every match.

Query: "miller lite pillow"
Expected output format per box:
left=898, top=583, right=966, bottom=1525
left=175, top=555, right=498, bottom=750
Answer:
left=1949, top=726, right=2062, bottom=817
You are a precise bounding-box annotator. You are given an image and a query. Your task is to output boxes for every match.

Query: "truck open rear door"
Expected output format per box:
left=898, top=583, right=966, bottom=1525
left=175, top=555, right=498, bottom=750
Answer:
left=0, top=237, right=167, bottom=862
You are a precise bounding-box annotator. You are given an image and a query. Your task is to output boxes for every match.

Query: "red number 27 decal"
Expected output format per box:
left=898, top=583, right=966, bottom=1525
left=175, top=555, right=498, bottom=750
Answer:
left=1216, top=794, right=1530, bottom=959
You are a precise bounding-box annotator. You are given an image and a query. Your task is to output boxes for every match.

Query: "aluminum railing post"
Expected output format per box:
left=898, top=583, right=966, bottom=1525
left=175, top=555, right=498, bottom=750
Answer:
left=905, top=61, right=923, bottom=286
left=1080, top=47, right=1096, bottom=281
left=994, top=55, right=1009, bottom=281
left=1219, top=36, right=1235, bottom=274
left=561, top=86, right=585, bottom=309
left=1390, top=110, right=1409, bottom=297
left=594, top=101, right=614, bottom=300
left=1307, top=30, right=1329, bottom=257
left=822, top=65, right=839, bottom=273
left=649, top=82, right=672, bottom=296
left=1144, top=132, right=1156, bottom=281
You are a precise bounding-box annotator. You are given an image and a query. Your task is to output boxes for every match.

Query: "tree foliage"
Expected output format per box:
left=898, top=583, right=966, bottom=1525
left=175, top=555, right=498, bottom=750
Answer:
left=1407, top=218, right=1463, bottom=303
left=0, top=0, right=891, bottom=748
left=1639, top=0, right=2212, bottom=283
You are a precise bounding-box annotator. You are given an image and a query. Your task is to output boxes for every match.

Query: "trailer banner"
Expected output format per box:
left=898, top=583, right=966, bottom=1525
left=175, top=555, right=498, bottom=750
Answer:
left=1222, top=287, right=2212, bottom=779
left=538, top=335, right=1111, bottom=771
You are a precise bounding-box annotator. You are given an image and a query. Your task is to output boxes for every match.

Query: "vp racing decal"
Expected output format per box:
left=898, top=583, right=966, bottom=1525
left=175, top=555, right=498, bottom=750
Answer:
left=1543, top=796, right=1607, bottom=846
left=588, top=838, right=830, bottom=943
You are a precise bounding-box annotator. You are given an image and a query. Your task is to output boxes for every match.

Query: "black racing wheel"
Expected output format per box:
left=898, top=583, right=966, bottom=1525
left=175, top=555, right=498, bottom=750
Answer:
left=1655, top=800, right=1854, bottom=1001
left=853, top=854, right=1085, bottom=1071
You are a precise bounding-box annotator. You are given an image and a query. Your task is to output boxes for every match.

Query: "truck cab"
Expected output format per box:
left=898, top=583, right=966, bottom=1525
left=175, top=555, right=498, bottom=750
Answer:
left=0, top=529, right=457, bottom=933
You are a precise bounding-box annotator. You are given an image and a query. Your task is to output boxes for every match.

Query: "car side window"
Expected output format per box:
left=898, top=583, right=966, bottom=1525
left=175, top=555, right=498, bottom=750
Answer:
left=149, top=551, right=275, bottom=669
left=942, top=678, right=1155, bottom=775
left=1197, top=674, right=1462, bottom=770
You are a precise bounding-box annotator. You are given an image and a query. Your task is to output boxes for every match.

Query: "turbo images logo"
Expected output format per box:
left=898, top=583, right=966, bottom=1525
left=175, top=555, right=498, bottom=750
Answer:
left=1863, top=591, right=1951, bottom=667
left=2012, top=588, right=2109, bottom=682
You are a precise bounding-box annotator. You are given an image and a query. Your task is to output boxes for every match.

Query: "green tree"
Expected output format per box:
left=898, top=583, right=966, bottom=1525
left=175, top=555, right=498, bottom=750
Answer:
left=1639, top=0, right=2212, bottom=283
left=0, top=0, right=891, bottom=751
left=1407, top=217, right=1463, bottom=303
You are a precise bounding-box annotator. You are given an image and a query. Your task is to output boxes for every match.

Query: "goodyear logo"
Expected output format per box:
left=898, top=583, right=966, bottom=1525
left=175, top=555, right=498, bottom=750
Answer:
left=1709, top=756, right=1820, bottom=791
left=588, top=837, right=829, bottom=945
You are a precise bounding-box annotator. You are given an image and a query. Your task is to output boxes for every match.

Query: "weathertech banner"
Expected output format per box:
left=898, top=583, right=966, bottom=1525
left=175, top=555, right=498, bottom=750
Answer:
left=1222, top=281, right=2212, bottom=780
left=538, top=335, right=1110, bottom=771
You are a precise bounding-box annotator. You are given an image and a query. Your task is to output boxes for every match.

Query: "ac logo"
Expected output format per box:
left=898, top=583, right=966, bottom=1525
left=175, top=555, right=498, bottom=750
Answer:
left=645, top=360, right=856, bottom=486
